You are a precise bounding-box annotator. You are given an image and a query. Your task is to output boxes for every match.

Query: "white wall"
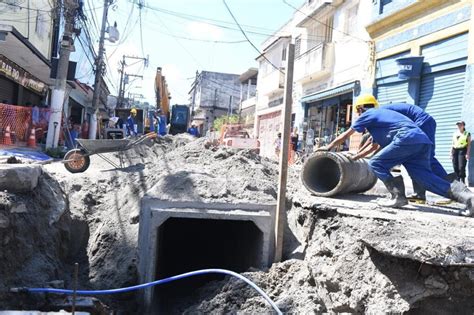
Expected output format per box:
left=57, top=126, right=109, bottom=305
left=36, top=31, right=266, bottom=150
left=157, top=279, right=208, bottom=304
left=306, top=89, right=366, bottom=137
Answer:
left=0, top=0, right=54, bottom=59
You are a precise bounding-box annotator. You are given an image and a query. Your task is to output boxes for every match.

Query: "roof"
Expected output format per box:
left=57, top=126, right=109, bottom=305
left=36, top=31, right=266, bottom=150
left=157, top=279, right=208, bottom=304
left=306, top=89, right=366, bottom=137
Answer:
left=239, top=68, right=258, bottom=82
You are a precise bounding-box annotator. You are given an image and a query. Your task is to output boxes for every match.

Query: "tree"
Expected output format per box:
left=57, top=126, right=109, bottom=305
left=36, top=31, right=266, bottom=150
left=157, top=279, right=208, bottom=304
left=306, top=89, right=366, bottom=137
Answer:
left=213, top=114, right=240, bottom=131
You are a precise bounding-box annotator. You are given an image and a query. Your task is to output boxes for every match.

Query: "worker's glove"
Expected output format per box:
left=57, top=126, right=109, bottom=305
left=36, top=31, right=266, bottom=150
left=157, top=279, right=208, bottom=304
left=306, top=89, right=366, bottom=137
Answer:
left=315, top=146, right=330, bottom=152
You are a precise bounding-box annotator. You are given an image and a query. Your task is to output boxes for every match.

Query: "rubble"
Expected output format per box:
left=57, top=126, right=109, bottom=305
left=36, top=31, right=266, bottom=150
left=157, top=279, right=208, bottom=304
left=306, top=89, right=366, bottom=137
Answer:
left=0, top=135, right=473, bottom=313
left=0, top=164, right=42, bottom=192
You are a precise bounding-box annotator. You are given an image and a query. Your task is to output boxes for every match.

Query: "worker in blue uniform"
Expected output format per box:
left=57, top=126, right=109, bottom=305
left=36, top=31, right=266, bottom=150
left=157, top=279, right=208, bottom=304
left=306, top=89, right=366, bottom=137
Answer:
left=381, top=102, right=456, bottom=202
left=317, top=94, right=474, bottom=216
left=127, top=108, right=138, bottom=136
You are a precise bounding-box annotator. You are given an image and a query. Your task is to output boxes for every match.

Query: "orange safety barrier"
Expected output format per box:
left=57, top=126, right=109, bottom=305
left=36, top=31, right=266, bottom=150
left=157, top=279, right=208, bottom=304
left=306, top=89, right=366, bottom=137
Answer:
left=0, top=103, right=50, bottom=146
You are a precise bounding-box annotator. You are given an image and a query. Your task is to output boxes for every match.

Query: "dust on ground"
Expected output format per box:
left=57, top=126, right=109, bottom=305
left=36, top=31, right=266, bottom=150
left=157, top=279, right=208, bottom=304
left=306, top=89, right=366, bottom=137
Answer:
left=0, top=135, right=473, bottom=313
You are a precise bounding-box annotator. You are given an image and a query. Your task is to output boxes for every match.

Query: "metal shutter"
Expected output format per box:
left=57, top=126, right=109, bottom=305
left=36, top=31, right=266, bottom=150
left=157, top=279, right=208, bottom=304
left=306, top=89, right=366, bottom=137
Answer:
left=0, top=76, right=16, bottom=104
left=376, top=81, right=409, bottom=105
left=419, top=67, right=466, bottom=171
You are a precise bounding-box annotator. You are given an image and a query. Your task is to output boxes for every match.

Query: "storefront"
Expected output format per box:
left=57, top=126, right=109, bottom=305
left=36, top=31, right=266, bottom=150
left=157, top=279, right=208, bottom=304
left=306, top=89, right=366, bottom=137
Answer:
left=301, top=81, right=360, bottom=149
left=374, top=33, right=468, bottom=170
left=0, top=54, right=48, bottom=105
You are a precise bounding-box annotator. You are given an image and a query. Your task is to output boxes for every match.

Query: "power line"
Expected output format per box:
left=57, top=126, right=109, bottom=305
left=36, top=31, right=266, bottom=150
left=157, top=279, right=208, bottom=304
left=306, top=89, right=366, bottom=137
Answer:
left=144, top=23, right=247, bottom=44
left=138, top=1, right=145, bottom=57
left=222, top=0, right=283, bottom=74
left=141, top=3, right=328, bottom=41
left=0, top=2, right=53, bottom=13
left=152, top=12, right=205, bottom=69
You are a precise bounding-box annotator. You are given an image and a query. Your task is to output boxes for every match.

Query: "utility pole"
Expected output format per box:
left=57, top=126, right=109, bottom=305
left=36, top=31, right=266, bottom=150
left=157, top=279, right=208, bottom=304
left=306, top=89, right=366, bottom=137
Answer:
left=89, top=0, right=113, bottom=139
left=191, top=70, right=199, bottom=117
left=117, top=55, right=148, bottom=108
left=46, top=0, right=77, bottom=149
left=274, top=42, right=295, bottom=263
left=118, top=55, right=126, bottom=108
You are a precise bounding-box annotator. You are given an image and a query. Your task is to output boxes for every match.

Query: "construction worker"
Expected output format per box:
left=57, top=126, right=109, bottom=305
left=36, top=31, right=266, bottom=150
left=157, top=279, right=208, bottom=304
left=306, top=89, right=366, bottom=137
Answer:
left=451, top=121, right=471, bottom=184
left=127, top=108, right=138, bottom=136
left=317, top=94, right=474, bottom=216
left=381, top=102, right=451, bottom=203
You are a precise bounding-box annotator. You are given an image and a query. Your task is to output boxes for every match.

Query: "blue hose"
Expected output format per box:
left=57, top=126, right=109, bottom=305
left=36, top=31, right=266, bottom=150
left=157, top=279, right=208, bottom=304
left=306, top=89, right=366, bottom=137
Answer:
left=20, top=268, right=282, bottom=314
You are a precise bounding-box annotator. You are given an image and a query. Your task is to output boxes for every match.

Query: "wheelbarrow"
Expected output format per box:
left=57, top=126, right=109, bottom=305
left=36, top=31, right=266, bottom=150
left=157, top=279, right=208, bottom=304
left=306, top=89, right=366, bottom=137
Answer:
left=63, top=133, right=157, bottom=173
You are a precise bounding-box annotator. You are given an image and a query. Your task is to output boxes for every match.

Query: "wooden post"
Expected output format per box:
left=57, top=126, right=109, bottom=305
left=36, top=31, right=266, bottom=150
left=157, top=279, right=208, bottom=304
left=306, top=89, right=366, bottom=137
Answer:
left=274, top=42, right=295, bottom=263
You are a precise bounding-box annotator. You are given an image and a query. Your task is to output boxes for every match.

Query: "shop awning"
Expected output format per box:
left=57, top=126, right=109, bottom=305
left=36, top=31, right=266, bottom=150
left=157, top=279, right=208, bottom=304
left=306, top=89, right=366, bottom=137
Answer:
left=301, top=81, right=360, bottom=104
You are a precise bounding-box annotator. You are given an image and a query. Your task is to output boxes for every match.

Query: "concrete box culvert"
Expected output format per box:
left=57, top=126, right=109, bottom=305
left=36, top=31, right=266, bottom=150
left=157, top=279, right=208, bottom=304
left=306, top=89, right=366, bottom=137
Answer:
left=138, top=198, right=276, bottom=313
left=301, top=152, right=377, bottom=197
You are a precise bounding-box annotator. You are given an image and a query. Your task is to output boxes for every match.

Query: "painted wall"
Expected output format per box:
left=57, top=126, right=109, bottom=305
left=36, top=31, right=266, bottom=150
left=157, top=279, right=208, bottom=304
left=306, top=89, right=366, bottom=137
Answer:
left=195, top=71, right=241, bottom=110
left=0, top=0, right=54, bottom=59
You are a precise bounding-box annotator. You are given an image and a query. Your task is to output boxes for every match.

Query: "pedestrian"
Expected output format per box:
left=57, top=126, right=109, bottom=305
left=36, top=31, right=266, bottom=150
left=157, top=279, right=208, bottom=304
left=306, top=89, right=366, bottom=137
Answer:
left=274, top=132, right=282, bottom=159
left=451, top=121, right=471, bottom=184
left=306, top=127, right=315, bottom=153
left=291, top=128, right=298, bottom=152
left=127, top=108, right=138, bottom=136
left=317, top=94, right=474, bottom=216
left=381, top=101, right=451, bottom=202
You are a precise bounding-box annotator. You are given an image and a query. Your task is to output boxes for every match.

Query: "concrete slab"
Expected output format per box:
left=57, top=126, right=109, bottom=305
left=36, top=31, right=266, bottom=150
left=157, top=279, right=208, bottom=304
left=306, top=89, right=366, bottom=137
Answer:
left=0, top=164, right=42, bottom=192
left=138, top=197, right=276, bottom=313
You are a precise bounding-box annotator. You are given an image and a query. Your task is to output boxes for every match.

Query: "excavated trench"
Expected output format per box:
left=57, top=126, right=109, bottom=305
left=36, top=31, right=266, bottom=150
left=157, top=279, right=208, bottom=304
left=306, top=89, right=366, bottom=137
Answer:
left=153, top=218, right=264, bottom=313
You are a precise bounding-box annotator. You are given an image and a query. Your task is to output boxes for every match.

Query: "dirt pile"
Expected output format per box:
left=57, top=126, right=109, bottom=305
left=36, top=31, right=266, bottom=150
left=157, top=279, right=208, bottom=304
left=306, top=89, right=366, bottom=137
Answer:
left=0, top=171, right=71, bottom=310
left=180, top=200, right=474, bottom=314
left=1, top=135, right=473, bottom=313
left=40, top=135, right=279, bottom=311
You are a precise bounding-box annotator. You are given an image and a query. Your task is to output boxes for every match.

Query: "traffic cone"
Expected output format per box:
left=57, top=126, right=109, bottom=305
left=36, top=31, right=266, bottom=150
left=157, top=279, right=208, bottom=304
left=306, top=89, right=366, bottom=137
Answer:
left=3, top=125, right=12, bottom=145
left=27, top=128, right=36, bottom=148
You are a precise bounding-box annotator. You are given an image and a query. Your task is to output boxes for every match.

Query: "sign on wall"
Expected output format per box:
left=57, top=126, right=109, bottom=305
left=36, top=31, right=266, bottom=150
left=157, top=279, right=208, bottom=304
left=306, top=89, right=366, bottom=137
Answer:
left=0, top=54, right=47, bottom=94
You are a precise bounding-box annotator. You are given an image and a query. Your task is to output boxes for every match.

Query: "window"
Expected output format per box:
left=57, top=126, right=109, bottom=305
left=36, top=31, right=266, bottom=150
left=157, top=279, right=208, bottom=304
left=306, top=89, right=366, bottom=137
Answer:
left=380, top=0, right=393, bottom=14
left=295, top=36, right=302, bottom=57
left=345, top=5, right=358, bottom=35
left=307, top=17, right=333, bottom=50
left=282, top=47, right=287, bottom=62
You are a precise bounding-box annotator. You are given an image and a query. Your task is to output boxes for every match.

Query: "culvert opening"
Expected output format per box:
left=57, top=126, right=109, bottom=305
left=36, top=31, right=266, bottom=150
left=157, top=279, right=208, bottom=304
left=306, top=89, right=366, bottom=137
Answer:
left=303, top=156, right=341, bottom=194
left=154, top=217, right=264, bottom=312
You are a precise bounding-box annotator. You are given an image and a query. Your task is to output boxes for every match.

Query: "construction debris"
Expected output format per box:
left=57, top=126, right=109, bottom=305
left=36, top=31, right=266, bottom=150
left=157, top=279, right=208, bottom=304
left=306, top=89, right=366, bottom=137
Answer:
left=0, top=136, right=473, bottom=313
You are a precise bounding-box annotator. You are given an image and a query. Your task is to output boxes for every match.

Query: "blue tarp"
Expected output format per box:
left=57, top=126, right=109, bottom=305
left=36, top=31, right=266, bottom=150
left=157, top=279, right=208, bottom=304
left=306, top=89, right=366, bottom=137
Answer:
left=0, top=148, right=53, bottom=161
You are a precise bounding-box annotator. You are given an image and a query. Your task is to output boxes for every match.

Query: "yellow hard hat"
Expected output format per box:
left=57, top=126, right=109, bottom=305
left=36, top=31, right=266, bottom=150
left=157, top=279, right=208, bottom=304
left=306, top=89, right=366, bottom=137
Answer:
left=130, top=108, right=137, bottom=114
left=355, top=94, right=379, bottom=111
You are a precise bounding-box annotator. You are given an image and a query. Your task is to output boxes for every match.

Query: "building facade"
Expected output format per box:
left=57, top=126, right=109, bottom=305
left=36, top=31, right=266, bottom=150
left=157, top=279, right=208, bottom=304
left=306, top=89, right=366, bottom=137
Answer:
left=255, top=0, right=373, bottom=158
left=0, top=0, right=53, bottom=105
left=366, top=0, right=474, bottom=185
left=189, top=70, right=241, bottom=134
left=239, top=68, right=258, bottom=135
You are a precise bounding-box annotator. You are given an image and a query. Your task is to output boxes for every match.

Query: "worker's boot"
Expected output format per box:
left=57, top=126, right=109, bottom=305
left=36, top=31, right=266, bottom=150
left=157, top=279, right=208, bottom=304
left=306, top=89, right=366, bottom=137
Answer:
left=407, top=180, right=426, bottom=204
left=379, top=176, right=408, bottom=208
left=448, top=181, right=474, bottom=217
left=408, top=173, right=458, bottom=204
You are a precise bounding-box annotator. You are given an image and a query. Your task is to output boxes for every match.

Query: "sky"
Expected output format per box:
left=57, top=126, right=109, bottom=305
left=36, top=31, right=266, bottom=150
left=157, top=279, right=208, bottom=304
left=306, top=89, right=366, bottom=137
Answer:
left=82, top=0, right=304, bottom=106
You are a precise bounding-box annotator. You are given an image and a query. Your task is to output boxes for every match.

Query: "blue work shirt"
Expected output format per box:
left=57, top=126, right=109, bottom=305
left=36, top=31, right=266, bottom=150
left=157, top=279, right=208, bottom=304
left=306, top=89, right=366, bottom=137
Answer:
left=381, top=103, right=432, bottom=126
left=127, top=116, right=136, bottom=135
left=351, top=108, right=432, bottom=148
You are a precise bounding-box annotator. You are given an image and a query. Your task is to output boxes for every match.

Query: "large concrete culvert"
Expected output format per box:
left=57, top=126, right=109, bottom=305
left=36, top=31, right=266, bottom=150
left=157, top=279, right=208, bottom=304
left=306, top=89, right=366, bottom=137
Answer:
left=138, top=199, right=276, bottom=313
left=301, top=152, right=377, bottom=197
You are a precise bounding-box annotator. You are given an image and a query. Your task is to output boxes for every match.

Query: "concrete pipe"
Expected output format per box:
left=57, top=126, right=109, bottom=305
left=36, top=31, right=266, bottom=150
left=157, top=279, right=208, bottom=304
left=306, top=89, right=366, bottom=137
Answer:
left=301, top=152, right=377, bottom=197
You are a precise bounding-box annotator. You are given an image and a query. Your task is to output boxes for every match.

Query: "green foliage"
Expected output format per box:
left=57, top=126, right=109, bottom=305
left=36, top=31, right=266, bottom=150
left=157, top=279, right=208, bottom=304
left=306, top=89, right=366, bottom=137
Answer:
left=213, top=114, right=240, bottom=130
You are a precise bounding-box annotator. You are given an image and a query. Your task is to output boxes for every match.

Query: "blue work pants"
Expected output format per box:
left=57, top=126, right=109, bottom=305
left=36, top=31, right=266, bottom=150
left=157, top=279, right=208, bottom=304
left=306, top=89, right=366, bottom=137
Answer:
left=419, top=118, right=448, bottom=178
left=368, top=143, right=450, bottom=198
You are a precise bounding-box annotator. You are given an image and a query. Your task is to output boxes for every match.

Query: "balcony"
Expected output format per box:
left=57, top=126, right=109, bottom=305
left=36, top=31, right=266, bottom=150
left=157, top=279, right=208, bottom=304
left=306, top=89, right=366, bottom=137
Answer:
left=257, top=68, right=285, bottom=96
left=294, top=43, right=333, bottom=83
